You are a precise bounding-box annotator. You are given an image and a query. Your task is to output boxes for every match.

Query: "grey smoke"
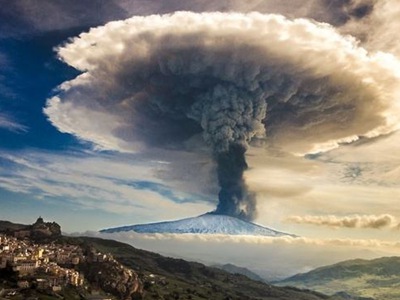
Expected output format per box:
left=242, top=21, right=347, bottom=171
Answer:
left=45, top=12, right=400, bottom=220
left=0, top=0, right=376, bottom=39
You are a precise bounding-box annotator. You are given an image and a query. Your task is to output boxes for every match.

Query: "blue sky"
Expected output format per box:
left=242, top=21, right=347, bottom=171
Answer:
left=0, top=25, right=87, bottom=228
left=0, top=22, right=120, bottom=225
left=0, top=30, right=80, bottom=148
left=0, top=15, right=212, bottom=230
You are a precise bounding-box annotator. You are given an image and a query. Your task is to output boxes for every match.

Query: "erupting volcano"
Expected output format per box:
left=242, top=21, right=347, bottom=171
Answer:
left=100, top=213, right=296, bottom=236
left=45, top=12, right=400, bottom=234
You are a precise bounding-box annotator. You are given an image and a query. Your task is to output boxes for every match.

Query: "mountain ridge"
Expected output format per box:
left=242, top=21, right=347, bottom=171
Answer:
left=276, top=256, right=400, bottom=299
left=100, top=213, right=296, bottom=237
left=212, top=263, right=266, bottom=282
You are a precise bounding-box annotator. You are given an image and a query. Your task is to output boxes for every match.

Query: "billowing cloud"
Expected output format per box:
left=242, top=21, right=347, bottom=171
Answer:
left=341, top=0, right=400, bottom=57
left=46, top=12, right=400, bottom=155
left=44, top=12, right=400, bottom=220
left=287, top=214, right=397, bottom=229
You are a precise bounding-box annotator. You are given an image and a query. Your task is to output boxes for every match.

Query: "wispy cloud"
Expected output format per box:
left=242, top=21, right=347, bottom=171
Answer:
left=0, top=50, right=25, bottom=132
left=0, top=150, right=211, bottom=220
left=286, top=214, right=397, bottom=229
left=0, top=113, right=27, bottom=133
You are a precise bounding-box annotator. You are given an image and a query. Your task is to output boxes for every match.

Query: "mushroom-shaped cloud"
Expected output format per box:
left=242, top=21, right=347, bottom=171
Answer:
left=45, top=12, right=400, bottom=220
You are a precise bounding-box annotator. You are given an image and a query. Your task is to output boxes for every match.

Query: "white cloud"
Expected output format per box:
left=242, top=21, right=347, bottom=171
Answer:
left=83, top=231, right=400, bottom=280
left=286, top=214, right=397, bottom=229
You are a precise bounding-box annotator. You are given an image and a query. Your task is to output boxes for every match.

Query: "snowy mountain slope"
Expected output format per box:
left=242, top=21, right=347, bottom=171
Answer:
left=100, top=213, right=296, bottom=237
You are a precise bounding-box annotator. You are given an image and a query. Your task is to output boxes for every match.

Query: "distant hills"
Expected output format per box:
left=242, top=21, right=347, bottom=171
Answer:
left=100, top=213, right=296, bottom=237
left=277, top=257, right=400, bottom=300
left=78, top=236, right=335, bottom=300
left=1, top=218, right=348, bottom=300
left=212, top=263, right=266, bottom=282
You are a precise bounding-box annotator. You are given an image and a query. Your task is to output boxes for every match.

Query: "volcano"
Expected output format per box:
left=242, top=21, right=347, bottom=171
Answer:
left=100, top=213, right=296, bottom=237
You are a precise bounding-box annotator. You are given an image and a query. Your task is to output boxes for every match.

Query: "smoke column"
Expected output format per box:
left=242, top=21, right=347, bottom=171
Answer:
left=215, top=144, right=256, bottom=220
left=45, top=12, right=400, bottom=221
left=187, top=82, right=267, bottom=219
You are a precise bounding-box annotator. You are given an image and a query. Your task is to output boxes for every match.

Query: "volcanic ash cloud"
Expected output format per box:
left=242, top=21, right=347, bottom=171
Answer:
left=45, top=12, right=400, bottom=220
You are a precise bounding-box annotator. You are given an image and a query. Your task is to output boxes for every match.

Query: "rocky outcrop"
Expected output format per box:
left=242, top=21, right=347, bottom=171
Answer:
left=30, top=217, right=61, bottom=240
left=1, top=217, right=62, bottom=241
left=80, top=258, right=143, bottom=300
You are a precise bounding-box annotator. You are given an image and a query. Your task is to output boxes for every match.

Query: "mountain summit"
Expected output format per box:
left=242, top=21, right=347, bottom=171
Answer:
left=100, top=213, right=296, bottom=237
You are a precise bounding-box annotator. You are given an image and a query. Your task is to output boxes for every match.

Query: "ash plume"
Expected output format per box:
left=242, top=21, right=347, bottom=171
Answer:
left=214, top=144, right=256, bottom=220
left=45, top=12, right=400, bottom=220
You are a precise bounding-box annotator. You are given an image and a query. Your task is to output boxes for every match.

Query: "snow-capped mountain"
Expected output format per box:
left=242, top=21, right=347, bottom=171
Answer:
left=100, top=213, right=296, bottom=237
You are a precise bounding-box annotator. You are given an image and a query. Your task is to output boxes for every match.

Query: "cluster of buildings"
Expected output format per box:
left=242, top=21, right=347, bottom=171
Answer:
left=0, top=234, right=85, bottom=292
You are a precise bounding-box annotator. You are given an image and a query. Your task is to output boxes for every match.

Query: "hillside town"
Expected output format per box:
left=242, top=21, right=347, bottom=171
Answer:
left=0, top=232, right=86, bottom=290
left=0, top=217, right=137, bottom=299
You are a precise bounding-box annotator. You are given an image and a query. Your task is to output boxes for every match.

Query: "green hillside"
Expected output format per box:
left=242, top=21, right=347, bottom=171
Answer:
left=277, top=256, right=400, bottom=300
left=76, top=236, right=334, bottom=300
left=0, top=218, right=356, bottom=300
left=212, top=263, right=266, bottom=282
